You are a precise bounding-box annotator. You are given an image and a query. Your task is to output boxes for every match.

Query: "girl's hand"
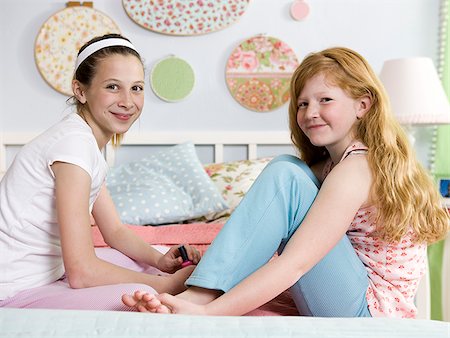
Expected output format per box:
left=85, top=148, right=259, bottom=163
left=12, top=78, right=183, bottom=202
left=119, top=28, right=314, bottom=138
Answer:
left=157, top=244, right=201, bottom=273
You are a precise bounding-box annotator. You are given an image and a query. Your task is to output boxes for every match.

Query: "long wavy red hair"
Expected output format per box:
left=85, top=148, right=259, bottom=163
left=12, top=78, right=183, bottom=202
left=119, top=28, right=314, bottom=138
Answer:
left=288, top=47, right=449, bottom=243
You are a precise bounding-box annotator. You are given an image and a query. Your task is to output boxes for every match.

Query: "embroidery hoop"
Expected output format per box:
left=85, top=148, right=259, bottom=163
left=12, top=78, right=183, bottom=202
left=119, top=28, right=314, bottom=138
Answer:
left=122, top=0, right=250, bottom=36
left=150, top=56, right=195, bottom=102
left=225, top=35, right=299, bottom=112
left=34, top=4, right=120, bottom=96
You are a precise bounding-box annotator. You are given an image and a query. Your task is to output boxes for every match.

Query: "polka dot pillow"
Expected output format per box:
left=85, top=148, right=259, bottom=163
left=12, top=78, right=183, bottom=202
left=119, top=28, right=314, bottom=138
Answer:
left=106, top=142, right=228, bottom=225
left=201, top=157, right=273, bottom=220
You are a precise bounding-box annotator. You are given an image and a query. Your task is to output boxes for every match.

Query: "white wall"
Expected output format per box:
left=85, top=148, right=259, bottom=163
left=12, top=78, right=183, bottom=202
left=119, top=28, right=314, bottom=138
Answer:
left=0, top=0, right=441, bottom=165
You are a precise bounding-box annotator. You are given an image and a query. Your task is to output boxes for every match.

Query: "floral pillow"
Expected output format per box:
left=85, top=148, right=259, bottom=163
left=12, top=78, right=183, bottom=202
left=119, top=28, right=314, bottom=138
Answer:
left=106, top=142, right=228, bottom=225
left=202, top=157, right=273, bottom=220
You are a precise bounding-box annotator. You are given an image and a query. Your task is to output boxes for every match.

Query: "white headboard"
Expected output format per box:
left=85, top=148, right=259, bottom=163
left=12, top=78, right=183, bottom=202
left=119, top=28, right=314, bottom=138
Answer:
left=0, top=131, right=293, bottom=178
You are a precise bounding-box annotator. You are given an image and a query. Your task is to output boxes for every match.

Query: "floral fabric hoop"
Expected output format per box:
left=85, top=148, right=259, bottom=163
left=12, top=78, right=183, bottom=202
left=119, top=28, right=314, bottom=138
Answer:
left=122, top=0, right=250, bottom=36
left=225, top=35, right=299, bottom=112
left=35, top=6, right=120, bottom=96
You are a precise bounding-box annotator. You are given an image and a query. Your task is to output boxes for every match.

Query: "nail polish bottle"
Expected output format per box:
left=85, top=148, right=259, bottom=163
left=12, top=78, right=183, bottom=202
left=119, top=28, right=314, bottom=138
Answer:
left=179, top=245, right=193, bottom=267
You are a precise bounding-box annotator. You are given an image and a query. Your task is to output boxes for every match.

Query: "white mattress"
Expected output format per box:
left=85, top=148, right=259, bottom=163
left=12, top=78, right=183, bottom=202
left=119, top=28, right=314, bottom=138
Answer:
left=1, top=308, right=449, bottom=338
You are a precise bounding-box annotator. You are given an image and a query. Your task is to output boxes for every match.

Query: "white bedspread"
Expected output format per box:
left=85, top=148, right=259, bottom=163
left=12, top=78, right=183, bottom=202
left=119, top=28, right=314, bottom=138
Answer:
left=1, top=308, right=449, bottom=338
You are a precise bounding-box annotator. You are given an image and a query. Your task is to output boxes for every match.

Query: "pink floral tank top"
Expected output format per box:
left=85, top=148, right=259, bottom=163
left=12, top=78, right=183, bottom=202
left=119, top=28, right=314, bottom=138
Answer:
left=322, top=141, right=427, bottom=318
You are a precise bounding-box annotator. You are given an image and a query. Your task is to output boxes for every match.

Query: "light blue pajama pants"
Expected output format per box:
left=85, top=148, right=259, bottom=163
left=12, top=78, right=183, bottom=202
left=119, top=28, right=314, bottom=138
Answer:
left=186, top=155, right=371, bottom=317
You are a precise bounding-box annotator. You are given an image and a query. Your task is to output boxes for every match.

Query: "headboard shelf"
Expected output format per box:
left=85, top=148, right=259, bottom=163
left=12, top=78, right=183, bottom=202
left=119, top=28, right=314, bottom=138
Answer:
left=106, top=131, right=292, bottom=165
left=0, top=131, right=292, bottom=177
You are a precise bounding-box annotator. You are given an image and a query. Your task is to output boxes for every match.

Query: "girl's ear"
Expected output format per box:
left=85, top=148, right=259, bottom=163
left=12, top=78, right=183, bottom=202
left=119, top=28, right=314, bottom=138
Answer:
left=72, top=80, right=87, bottom=104
left=356, top=95, right=372, bottom=119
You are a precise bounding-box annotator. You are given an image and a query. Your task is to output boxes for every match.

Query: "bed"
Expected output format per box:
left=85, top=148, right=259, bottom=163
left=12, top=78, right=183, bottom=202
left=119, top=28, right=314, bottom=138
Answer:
left=1, top=131, right=449, bottom=337
left=1, top=308, right=448, bottom=338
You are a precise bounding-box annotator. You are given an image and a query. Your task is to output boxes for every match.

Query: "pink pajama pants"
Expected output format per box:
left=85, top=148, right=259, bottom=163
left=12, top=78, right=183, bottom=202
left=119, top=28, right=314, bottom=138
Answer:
left=0, top=247, right=166, bottom=311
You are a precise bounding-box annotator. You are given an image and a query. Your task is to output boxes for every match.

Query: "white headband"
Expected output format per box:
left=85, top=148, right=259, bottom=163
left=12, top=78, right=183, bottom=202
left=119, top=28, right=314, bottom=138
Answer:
left=74, top=38, right=138, bottom=72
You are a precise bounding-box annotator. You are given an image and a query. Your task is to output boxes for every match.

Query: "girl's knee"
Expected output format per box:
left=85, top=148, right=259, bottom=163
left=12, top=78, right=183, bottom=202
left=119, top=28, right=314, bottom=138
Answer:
left=264, top=156, right=319, bottom=188
left=270, top=154, right=304, bottom=166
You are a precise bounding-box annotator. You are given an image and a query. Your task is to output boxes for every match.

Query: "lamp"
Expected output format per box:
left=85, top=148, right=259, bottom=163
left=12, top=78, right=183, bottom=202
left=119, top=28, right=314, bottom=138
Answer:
left=379, top=57, right=450, bottom=144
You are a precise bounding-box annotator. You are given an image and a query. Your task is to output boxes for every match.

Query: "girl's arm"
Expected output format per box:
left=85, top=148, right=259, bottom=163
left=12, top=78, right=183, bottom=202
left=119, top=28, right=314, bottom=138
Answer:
left=91, top=184, right=165, bottom=267
left=52, top=162, right=191, bottom=289
left=92, top=184, right=200, bottom=272
left=163, top=155, right=372, bottom=315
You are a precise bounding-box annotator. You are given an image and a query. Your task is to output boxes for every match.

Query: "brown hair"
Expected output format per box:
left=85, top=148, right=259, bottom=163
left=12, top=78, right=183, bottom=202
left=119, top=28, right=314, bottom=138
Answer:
left=72, top=34, right=143, bottom=146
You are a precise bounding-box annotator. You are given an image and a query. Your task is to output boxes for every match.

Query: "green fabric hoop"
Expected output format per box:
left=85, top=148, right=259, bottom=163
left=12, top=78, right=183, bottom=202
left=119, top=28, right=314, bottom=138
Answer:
left=150, top=56, right=195, bottom=102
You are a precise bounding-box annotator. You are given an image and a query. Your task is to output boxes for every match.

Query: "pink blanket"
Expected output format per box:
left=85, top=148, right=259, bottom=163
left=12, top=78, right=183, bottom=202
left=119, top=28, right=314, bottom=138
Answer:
left=91, top=223, right=299, bottom=316
left=92, top=222, right=224, bottom=255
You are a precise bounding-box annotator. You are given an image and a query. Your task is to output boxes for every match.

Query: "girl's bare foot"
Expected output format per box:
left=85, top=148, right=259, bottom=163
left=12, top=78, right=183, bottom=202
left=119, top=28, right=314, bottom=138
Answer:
left=122, top=286, right=223, bottom=313
left=122, top=266, right=196, bottom=312
left=155, top=293, right=208, bottom=315
left=176, top=286, right=222, bottom=305
left=122, top=291, right=208, bottom=315
left=122, top=291, right=164, bottom=312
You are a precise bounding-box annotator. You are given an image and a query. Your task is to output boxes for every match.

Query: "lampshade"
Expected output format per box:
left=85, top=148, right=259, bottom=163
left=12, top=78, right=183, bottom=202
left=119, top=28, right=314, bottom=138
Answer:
left=379, top=57, right=450, bottom=125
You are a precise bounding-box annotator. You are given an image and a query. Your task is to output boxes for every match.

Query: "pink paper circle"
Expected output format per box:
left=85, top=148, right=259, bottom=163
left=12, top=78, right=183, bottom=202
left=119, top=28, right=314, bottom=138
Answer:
left=290, top=0, right=310, bottom=21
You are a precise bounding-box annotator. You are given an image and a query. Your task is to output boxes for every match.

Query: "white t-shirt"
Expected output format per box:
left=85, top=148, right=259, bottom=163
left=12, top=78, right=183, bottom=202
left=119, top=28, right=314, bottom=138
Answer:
left=0, top=113, right=108, bottom=300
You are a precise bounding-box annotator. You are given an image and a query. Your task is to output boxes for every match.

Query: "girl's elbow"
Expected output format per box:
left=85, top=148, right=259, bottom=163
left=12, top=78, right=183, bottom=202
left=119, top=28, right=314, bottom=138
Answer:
left=66, top=272, right=85, bottom=289
left=65, top=265, right=93, bottom=289
left=103, top=237, right=114, bottom=247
